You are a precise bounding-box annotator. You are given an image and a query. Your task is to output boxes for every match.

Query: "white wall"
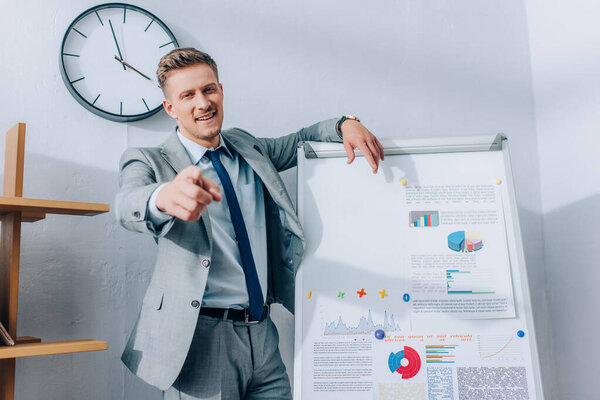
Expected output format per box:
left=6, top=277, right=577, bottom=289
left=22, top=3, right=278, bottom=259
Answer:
left=526, top=1, right=600, bottom=399
left=1, top=0, right=549, bottom=398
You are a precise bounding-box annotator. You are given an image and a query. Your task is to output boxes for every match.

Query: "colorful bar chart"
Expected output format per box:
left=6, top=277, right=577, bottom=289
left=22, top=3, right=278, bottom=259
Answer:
left=446, top=270, right=495, bottom=294
left=425, top=344, right=458, bottom=364
left=409, top=210, right=439, bottom=227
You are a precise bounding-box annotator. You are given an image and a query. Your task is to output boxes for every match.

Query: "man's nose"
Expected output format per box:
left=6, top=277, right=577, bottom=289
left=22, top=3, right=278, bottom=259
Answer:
left=194, top=94, right=210, bottom=110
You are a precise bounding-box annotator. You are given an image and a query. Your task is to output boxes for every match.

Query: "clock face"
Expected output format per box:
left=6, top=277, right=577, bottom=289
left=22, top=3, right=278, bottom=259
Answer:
left=60, top=3, right=178, bottom=122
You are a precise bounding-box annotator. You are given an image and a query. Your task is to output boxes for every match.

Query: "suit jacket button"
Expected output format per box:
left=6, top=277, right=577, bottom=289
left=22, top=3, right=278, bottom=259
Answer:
left=201, top=259, right=210, bottom=268
left=132, top=211, right=141, bottom=219
left=191, top=300, right=200, bottom=308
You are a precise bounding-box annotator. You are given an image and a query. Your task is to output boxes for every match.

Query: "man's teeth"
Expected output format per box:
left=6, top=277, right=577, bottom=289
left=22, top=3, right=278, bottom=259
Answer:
left=196, top=113, right=215, bottom=121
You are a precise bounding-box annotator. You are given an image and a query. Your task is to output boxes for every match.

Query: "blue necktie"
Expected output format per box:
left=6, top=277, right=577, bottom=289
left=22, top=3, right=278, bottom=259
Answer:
left=206, top=149, right=264, bottom=320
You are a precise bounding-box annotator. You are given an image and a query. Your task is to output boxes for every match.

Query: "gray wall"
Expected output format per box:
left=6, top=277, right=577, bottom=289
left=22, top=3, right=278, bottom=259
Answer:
left=0, top=0, right=558, bottom=398
left=527, top=1, right=600, bottom=399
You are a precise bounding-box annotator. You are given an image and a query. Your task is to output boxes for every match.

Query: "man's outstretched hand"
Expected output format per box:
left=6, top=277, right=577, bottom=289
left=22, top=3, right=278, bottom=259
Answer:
left=341, top=120, right=385, bottom=173
left=156, top=166, right=222, bottom=221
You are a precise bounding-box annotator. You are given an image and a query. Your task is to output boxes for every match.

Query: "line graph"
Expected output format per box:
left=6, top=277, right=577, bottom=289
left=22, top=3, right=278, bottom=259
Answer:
left=478, top=335, right=523, bottom=361
left=482, top=338, right=513, bottom=359
left=323, top=309, right=402, bottom=336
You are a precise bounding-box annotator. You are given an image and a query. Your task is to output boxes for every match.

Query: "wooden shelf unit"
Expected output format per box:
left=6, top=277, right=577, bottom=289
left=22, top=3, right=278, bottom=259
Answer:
left=0, top=123, right=110, bottom=400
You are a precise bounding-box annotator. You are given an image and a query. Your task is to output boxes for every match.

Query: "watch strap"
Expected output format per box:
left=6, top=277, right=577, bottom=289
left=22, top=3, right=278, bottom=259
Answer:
left=335, top=115, right=360, bottom=139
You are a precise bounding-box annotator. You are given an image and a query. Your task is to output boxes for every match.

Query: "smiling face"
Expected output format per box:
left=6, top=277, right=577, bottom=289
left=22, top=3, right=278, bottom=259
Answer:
left=162, top=63, right=224, bottom=148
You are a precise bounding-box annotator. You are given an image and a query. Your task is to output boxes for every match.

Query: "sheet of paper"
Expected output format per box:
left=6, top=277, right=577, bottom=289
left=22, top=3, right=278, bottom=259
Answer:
left=404, top=184, right=516, bottom=319
left=301, top=324, right=533, bottom=399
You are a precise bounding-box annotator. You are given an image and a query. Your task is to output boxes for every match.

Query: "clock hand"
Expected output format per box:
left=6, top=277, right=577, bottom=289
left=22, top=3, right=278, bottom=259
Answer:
left=108, top=19, right=126, bottom=71
left=114, top=55, right=153, bottom=81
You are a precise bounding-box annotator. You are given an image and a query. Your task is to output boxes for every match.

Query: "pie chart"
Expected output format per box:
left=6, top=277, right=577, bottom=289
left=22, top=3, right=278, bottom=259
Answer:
left=448, top=231, right=484, bottom=252
left=388, top=346, right=421, bottom=379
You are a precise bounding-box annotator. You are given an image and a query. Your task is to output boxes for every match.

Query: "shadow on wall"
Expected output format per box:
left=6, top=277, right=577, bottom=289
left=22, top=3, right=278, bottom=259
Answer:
left=0, top=152, right=162, bottom=400
left=127, top=108, right=175, bottom=136
left=516, top=205, right=553, bottom=399
left=541, top=193, right=600, bottom=400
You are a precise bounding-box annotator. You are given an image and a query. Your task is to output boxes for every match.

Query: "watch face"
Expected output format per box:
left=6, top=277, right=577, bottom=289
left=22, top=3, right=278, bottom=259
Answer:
left=60, top=3, right=178, bottom=122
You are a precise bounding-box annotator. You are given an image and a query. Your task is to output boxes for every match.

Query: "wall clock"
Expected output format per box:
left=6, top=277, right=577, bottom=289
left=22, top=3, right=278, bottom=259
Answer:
left=60, top=3, right=179, bottom=122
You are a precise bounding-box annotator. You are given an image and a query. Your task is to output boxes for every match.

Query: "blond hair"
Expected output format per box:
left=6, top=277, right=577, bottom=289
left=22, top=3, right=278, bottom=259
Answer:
left=156, top=47, right=219, bottom=92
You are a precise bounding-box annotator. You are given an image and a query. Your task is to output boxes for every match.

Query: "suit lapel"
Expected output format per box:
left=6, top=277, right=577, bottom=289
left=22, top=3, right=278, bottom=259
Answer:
left=160, top=130, right=193, bottom=174
left=222, top=131, right=303, bottom=238
left=159, top=129, right=213, bottom=247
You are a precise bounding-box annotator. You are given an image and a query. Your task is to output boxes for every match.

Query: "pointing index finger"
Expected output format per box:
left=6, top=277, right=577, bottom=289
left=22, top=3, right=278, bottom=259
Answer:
left=200, top=176, right=222, bottom=202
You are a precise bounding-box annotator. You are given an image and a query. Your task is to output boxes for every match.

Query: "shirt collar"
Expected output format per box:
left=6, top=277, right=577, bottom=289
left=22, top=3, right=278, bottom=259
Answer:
left=176, top=127, right=234, bottom=164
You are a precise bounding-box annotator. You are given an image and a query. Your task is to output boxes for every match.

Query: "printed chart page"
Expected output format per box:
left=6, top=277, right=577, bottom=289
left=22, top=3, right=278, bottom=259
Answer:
left=296, top=145, right=539, bottom=400
left=406, top=182, right=515, bottom=319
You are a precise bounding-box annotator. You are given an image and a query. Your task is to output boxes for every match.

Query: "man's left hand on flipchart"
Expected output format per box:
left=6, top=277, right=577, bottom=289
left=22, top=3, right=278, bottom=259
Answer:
left=341, top=120, right=385, bottom=173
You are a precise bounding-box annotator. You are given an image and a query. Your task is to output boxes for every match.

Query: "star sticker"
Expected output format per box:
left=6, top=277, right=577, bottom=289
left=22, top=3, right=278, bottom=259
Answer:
left=337, top=291, right=345, bottom=299
left=378, top=289, right=388, bottom=298
left=357, top=288, right=367, bottom=298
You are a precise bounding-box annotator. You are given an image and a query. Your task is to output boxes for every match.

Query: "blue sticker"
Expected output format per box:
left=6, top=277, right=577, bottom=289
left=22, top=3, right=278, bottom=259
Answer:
left=375, top=329, right=385, bottom=340
left=517, top=330, right=525, bottom=338
left=403, top=293, right=410, bottom=302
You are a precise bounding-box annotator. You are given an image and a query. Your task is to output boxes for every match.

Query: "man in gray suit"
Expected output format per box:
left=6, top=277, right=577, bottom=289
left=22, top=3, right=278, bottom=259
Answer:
left=116, top=48, right=384, bottom=399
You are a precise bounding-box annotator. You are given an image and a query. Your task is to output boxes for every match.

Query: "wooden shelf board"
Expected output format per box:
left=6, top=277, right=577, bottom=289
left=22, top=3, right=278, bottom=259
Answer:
left=15, top=336, right=41, bottom=345
left=0, top=197, right=109, bottom=216
left=0, top=339, right=107, bottom=359
left=22, top=212, right=46, bottom=222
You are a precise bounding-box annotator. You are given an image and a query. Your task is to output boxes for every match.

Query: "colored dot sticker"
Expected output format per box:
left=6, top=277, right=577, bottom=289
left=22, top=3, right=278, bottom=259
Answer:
left=374, top=329, right=385, bottom=340
left=307, top=291, right=312, bottom=299
left=403, top=293, right=410, bottom=302
left=517, top=330, right=525, bottom=338
left=400, top=179, right=407, bottom=186
left=495, top=178, right=502, bottom=185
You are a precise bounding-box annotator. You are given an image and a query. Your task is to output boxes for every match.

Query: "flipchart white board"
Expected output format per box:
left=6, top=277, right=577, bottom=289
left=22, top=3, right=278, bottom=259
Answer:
left=294, top=135, right=544, bottom=400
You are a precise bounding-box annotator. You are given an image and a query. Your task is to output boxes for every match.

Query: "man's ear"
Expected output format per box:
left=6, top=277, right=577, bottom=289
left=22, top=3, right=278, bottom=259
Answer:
left=163, top=98, right=176, bottom=119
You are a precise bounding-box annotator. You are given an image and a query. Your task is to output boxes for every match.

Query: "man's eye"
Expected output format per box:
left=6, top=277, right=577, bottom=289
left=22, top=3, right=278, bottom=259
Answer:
left=183, top=93, right=192, bottom=98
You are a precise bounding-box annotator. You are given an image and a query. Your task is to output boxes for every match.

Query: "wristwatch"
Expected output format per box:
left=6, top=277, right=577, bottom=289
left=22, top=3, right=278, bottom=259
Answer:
left=335, top=115, right=361, bottom=139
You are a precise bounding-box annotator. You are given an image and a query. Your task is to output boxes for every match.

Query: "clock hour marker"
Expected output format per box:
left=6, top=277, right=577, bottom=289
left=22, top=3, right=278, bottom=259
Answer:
left=159, top=40, right=175, bottom=48
left=92, top=94, right=101, bottom=105
left=72, top=28, right=87, bottom=38
left=142, top=98, right=150, bottom=111
left=120, top=102, right=123, bottom=115
left=95, top=11, right=103, bottom=26
left=123, top=7, right=126, bottom=24
left=70, top=77, right=85, bottom=84
left=62, top=53, right=80, bottom=57
left=144, top=18, right=154, bottom=32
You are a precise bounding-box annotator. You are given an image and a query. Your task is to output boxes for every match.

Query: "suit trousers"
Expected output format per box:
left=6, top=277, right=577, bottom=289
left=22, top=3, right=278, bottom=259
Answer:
left=163, top=312, right=292, bottom=400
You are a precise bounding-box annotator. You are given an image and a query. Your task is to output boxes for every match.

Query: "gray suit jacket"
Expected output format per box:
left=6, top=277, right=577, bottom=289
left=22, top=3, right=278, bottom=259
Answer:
left=115, top=119, right=341, bottom=390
